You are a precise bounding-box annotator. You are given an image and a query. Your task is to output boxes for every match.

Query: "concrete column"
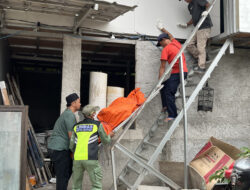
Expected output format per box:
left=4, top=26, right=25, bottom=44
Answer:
left=60, top=35, right=82, bottom=112
left=89, top=72, right=108, bottom=110
left=135, top=41, right=162, bottom=130
left=107, top=86, right=124, bottom=106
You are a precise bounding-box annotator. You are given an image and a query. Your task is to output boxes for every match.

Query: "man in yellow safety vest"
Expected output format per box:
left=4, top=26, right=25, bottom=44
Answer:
left=69, top=104, right=114, bottom=190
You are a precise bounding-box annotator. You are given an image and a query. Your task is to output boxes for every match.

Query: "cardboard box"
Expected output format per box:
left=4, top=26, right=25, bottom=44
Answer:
left=159, top=161, right=205, bottom=189
left=189, top=137, right=241, bottom=190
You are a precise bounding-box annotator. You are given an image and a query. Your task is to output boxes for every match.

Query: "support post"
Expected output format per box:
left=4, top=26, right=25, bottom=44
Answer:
left=115, top=143, right=181, bottom=190
left=0, top=81, right=10, bottom=105
left=125, top=61, right=131, bottom=96
left=73, top=8, right=92, bottom=33
left=229, top=39, right=234, bottom=54
left=179, top=56, right=188, bottom=189
left=60, top=35, right=82, bottom=112
left=111, top=148, right=117, bottom=190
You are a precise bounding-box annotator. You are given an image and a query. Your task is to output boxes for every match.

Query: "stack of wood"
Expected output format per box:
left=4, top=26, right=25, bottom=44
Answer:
left=0, top=74, right=52, bottom=189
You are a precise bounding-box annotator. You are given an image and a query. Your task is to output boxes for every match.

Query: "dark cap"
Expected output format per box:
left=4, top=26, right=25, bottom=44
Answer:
left=156, top=33, right=170, bottom=46
left=66, top=93, right=79, bottom=107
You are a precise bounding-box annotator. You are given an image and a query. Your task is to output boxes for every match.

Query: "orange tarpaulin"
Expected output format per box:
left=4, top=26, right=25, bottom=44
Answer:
left=97, top=88, right=146, bottom=135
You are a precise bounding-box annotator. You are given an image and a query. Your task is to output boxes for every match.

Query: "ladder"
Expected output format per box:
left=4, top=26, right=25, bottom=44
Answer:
left=110, top=0, right=234, bottom=189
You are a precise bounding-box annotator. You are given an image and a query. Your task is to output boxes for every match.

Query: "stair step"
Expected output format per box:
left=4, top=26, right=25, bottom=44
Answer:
left=176, top=95, right=190, bottom=99
left=143, top=140, right=158, bottom=148
left=118, top=176, right=132, bottom=189
left=135, top=152, right=148, bottom=162
left=149, top=128, right=156, bottom=137
left=185, top=83, right=198, bottom=87
left=206, top=59, right=213, bottom=64
left=208, top=48, right=221, bottom=55
left=138, top=185, right=171, bottom=190
left=157, top=119, right=164, bottom=126
left=127, top=164, right=141, bottom=175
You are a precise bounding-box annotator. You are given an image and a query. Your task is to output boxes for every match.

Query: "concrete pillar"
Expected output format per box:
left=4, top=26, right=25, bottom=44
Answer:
left=89, top=72, right=108, bottom=110
left=60, top=35, right=82, bottom=112
left=107, top=86, right=124, bottom=106
left=135, top=41, right=162, bottom=130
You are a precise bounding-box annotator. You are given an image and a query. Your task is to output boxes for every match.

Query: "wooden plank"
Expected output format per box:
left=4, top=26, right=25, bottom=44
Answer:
left=27, top=150, right=39, bottom=184
left=0, top=81, right=10, bottom=105
left=6, top=75, right=52, bottom=185
left=9, top=95, right=15, bottom=105
left=26, top=177, right=31, bottom=190
left=11, top=75, right=52, bottom=179
left=6, top=73, right=19, bottom=105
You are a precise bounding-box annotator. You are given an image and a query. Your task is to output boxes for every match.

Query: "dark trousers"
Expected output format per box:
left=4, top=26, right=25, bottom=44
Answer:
left=160, top=73, right=187, bottom=118
left=50, top=150, right=73, bottom=190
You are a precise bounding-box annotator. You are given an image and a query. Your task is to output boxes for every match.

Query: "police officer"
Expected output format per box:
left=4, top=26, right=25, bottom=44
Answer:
left=69, top=104, right=114, bottom=190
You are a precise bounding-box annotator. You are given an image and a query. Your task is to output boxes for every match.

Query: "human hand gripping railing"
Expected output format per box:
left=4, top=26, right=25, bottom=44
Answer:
left=157, top=0, right=217, bottom=87
left=110, top=1, right=218, bottom=189
left=111, top=0, right=217, bottom=148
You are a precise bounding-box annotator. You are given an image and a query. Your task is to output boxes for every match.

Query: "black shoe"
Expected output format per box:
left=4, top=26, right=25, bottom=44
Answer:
left=194, top=66, right=206, bottom=74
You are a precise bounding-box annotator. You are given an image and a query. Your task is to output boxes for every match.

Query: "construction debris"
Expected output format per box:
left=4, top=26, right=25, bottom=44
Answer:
left=0, top=81, right=10, bottom=105
left=3, top=73, right=52, bottom=188
left=36, top=132, right=52, bottom=157
left=189, top=137, right=241, bottom=190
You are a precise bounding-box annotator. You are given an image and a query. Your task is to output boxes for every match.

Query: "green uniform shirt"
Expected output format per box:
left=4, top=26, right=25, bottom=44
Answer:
left=48, top=109, right=76, bottom=151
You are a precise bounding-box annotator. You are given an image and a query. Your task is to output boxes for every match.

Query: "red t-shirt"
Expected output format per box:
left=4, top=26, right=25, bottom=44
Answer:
left=161, top=39, right=188, bottom=74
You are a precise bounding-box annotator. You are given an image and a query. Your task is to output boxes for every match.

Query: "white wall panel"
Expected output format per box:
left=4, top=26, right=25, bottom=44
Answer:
left=239, top=0, right=250, bottom=33
left=82, top=0, right=220, bottom=38
left=5, top=0, right=221, bottom=39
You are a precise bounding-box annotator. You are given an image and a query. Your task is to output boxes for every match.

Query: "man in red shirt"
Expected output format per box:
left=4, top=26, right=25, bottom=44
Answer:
left=156, top=26, right=188, bottom=122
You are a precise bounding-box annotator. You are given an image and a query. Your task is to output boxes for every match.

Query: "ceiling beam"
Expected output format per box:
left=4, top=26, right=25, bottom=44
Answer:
left=2, top=5, right=74, bottom=17
left=9, top=44, right=133, bottom=57
left=12, top=55, right=128, bottom=67
left=1, top=28, right=64, bottom=38
left=5, top=22, right=72, bottom=32
left=12, top=55, right=61, bottom=63
left=73, top=7, right=92, bottom=32
left=26, top=0, right=82, bottom=11
left=68, top=0, right=137, bottom=10
left=1, top=28, right=136, bottom=44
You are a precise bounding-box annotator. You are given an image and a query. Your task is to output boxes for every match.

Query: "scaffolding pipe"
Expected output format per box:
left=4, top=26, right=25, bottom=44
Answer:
left=179, top=55, right=188, bottom=189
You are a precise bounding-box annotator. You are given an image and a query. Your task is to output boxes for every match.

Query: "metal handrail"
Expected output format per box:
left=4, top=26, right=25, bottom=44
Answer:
left=111, top=0, right=218, bottom=189
left=112, top=38, right=233, bottom=190
left=112, top=0, right=217, bottom=148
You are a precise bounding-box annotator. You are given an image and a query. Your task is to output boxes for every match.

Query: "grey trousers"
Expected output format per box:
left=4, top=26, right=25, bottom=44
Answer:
left=187, top=28, right=211, bottom=69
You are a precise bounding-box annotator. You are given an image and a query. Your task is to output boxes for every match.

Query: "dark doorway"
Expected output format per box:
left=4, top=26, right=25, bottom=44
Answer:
left=10, top=37, right=135, bottom=132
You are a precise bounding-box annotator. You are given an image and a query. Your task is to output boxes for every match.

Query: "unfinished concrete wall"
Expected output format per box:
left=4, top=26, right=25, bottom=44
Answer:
left=135, top=41, right=162, bottom=132
left=135, top=40, right=250, bottom=163
left=60, top=35, right=82, bottom=112
left=73, top=42, right=250, bottom=189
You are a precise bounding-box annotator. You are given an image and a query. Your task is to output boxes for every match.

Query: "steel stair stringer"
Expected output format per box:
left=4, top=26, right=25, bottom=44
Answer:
left=110, top=38, right=234, bottom=190
left=128, top=38, right=234, bottom=190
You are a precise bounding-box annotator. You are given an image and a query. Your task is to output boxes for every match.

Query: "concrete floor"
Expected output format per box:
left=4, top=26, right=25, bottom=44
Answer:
left=36, top=184, right=56, bottom=190
left=35, top=178, right=72, bottom=190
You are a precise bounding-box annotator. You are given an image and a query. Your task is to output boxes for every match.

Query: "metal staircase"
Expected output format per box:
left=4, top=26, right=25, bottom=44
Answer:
left=110, top=0, right=234, bottom=189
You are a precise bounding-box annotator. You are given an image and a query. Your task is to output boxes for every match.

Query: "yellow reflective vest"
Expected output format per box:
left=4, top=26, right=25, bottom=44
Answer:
left=73, top=118, right=100, bottom=160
